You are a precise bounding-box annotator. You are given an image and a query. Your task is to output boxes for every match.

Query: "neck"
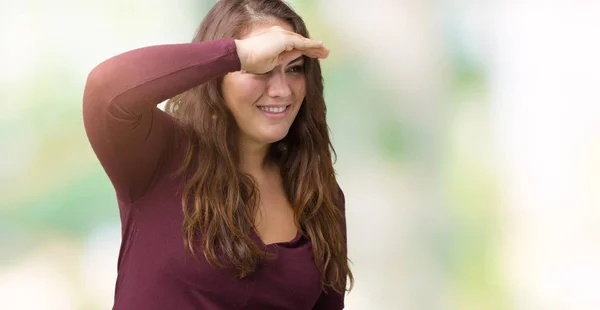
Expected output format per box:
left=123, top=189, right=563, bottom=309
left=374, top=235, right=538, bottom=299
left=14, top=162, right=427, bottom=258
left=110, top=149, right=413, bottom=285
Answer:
left=238, top=136, right=272, bottom=175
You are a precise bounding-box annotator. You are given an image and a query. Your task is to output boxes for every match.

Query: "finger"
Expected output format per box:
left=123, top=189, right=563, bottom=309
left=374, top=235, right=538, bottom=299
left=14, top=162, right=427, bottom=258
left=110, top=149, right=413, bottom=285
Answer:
left=302, top=51, right=319, bottom=59
left=302, top=46, right=329, bottom=59
left=302, top=50, right=324, bottom=59
left=318, top=46, right=330, bottom=58
left=289, top=35, right=323, bottom=51
left=278, top=49, right=303, bottom=65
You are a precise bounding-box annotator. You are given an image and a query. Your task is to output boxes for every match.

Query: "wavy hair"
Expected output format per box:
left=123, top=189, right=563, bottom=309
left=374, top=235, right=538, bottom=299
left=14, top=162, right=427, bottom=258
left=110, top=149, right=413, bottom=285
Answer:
left=165, top=0, right=353, bottom=293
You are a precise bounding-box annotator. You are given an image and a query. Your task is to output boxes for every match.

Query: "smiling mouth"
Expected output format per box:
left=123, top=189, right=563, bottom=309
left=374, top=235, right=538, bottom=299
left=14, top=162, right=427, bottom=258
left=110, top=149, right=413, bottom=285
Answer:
left=257, top=105, right=290, bottom=113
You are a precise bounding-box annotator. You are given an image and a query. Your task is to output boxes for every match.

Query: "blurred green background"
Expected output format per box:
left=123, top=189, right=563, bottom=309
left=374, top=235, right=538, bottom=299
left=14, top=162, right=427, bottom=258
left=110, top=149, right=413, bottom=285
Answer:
left=2, top=0, right=600, bottom=309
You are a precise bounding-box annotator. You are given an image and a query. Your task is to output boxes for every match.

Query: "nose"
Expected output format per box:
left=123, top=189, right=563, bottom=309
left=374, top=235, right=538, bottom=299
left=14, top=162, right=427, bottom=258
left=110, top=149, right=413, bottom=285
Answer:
left=267, top=71, right=292, bottom=98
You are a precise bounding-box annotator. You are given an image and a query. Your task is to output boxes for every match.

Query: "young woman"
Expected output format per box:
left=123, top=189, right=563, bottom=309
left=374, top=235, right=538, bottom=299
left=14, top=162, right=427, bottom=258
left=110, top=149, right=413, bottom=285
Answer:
left=83, top=0, right=353, bottom=309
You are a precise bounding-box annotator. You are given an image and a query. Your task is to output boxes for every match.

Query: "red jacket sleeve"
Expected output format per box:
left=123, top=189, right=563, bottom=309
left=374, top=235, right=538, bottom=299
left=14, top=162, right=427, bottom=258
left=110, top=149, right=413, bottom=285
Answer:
left=83, top=39, right=241, bottom=202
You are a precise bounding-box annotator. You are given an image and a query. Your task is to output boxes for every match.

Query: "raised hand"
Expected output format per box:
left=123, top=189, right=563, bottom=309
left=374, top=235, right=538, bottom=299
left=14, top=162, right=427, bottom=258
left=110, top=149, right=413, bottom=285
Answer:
left=234, top=26, right=329, bottom=74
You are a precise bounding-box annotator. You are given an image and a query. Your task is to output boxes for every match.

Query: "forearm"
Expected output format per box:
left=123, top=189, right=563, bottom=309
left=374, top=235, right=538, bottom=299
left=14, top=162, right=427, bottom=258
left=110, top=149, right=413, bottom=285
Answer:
left=83, top=38, right=241, bottom=116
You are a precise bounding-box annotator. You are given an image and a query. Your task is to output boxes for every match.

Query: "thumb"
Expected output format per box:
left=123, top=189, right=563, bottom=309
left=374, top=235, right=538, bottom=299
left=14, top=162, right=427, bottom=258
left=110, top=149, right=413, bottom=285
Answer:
left=278, top=49, right=302, bottom=66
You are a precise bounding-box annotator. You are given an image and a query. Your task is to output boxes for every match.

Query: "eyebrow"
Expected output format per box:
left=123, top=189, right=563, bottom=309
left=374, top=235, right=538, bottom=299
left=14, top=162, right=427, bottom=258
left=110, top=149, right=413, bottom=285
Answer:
left=287, top=56, right=304, bottom=66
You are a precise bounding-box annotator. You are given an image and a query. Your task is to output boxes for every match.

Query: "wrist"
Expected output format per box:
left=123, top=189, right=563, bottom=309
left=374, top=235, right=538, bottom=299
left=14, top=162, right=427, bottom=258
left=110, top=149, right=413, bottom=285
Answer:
left=233, top=39, right=246, bottom=71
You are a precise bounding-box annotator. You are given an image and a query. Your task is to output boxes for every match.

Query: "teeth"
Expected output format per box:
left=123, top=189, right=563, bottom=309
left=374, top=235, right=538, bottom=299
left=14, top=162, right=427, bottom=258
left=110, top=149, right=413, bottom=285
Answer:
left=259, top=106, right=286, bottom=113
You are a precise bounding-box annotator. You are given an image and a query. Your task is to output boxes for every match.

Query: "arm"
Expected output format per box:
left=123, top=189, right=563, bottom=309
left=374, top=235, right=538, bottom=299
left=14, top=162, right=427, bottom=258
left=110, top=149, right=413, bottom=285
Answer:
left=313, top=188, right=348, bottom=309
left=83, top=39, right=240, bottom=202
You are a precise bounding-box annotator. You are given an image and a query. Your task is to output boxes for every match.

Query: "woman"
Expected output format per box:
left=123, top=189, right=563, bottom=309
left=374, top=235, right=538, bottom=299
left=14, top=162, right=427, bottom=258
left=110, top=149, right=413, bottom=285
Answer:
left=83, top=0, right=353, bottom=309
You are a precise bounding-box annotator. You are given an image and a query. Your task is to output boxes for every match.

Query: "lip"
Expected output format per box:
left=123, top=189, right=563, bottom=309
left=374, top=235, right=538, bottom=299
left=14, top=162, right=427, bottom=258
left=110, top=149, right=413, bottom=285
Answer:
left=256, top=104, right=291, bottom=120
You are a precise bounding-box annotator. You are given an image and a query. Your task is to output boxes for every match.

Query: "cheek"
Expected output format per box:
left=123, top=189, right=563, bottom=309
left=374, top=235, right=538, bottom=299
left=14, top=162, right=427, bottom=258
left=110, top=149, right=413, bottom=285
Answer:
left=291, top=78, right=306, bottom=99
left=237, top=80, right=264, bottom=105
left=222, top=74, right=265, bottom=111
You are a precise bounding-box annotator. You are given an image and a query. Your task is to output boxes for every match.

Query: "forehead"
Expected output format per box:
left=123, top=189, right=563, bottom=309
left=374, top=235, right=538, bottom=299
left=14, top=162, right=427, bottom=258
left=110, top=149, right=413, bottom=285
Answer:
left=241, top=19, right=295, bottom=38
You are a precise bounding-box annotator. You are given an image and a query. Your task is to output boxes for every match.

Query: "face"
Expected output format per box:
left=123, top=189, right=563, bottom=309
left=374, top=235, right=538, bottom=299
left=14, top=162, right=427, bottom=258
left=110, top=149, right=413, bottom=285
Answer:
left=221, top=20, right=306, bottom=147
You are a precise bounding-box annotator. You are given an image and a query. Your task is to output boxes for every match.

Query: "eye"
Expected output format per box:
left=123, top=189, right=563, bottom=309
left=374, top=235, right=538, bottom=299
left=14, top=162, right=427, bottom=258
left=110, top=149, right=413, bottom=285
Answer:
left=287, top=65, right=304, bottom=73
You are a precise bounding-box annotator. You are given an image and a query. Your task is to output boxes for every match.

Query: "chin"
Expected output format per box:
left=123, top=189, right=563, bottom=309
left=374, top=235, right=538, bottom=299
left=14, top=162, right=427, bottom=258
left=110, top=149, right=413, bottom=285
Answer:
left=262, top=134, right=288, bottom=144
left=259, top=129, right=291, bottom=144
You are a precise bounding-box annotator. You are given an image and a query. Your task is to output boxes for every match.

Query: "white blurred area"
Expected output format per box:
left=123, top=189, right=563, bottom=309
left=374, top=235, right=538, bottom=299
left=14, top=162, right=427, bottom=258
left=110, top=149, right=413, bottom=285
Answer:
left=1, top=0, right=599, bottom=309
left=322, top=0, right=600, bottom=309
left=490, top=3, right=600, bottom=310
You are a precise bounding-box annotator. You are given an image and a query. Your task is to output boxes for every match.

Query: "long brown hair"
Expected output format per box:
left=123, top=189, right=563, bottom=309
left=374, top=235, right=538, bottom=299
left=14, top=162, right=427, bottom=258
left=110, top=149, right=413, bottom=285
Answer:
left=166, top=0, right=353, bottom=293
